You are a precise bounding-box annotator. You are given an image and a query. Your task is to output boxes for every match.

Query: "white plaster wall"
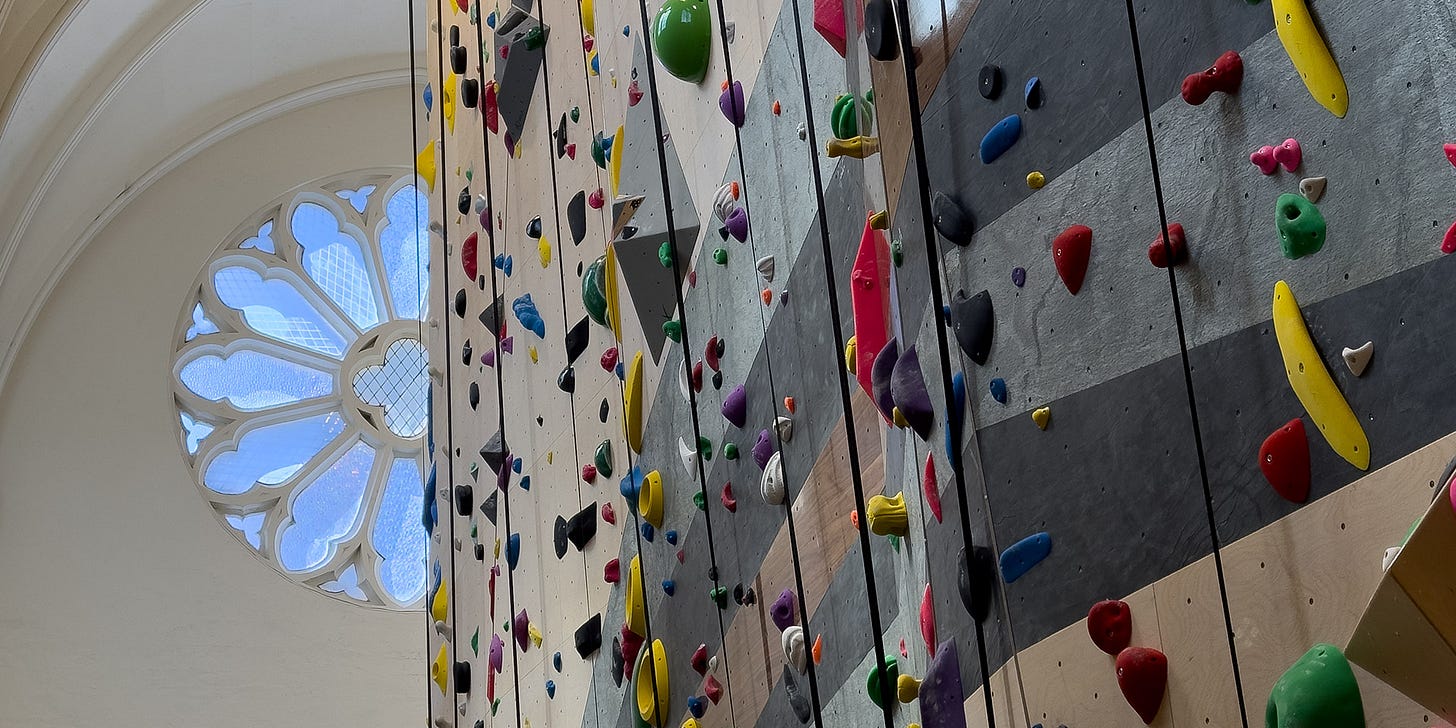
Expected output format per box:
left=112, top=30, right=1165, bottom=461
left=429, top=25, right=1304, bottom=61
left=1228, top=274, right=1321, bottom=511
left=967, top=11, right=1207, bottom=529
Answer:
left=0, top=86, right=426, bottom=728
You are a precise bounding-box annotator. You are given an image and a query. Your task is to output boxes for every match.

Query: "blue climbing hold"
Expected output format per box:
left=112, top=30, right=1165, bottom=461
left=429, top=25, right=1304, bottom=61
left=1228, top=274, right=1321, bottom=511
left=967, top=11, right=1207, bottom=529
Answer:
left=999, top=532, right=1052, bottom=583
left=979, top=114, right=1022, bottom=164
left=590, top=53, right=599, bottom=74
left=662, top=579, right=676, bottom=596
left=553, top=651, right=563, bottom=671
left=622, top=24, right=630, bottom=36
left=989, top=378, right=1007, bottom=404
left=546, top=680, right=556, bottom=698
left=946, top=371, right=966, bottom=469
left=665, top=529, right=679, bottom=545
left=507, top=533, right=521, bottom=570
left=423, top=83, right=433, bottom=113
left=620, top=467, right=644, bottom=511
left=504, top=255, right=514, bottom=276
left=1012, top=267, right=1026, bottom=287
left=519, top=475, right=531, bottom=491
left=486, top=10, right=497, bottom=28
left=513, top=294, right=547, bottom=338
left=615, top=361, right=625, bottom=380
left=687, top=696, right=707, bottom=718
left=1024, top=77, right=1044, bottom=109
left=513, top=457, right=523, bottom=473
left=942, top=304, right=952, bottom=320
left=641, top=523, right=656, bottom=542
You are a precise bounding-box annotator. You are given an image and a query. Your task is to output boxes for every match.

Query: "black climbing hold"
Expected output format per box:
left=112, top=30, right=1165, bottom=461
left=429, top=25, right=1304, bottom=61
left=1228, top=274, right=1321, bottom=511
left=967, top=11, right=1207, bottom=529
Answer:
left=453, top=661, right=471, bottom=693
left=610, top=636, right=624, bottom=686
left=555, top=114, right=568, bottom=158
left=566, top=502, right=597, bottom=550
left=575, top=613, right=603, bottom=658
left=461, top=78, right=479, bottom=108
left=733, top=583, right=746, bottom=604
left=711, top=370, right=724, bottom=390
left=480, top=489, right=499, bottom=526
left=932, top=192, right=974, bottom=246
left=958, top=545, right=997, bottom=623
left=742, top=586, right=756, bottom=605
left=475, top=543, right=485, bottom=560
left=458, top=187, right=472, bottom=215
left=477, top=294, right=506, bottom=334
left=536, top=416, right=544, bottom=426
left=576, top=260, right=584, bottom=277
left=568, top=190, right=587, bottom=246
left=599, top=398, right=609, bottom=422
left=468, top=381, right=480, bottom=410
left=454, top=484, right=473, bottom=516
left=783, top=666, right=812, bottom=724
left=454, top=289, right=467, bottom=318
left=526, top=216, right=542, bottom=239
left=564, top=316, right=590, bottom=363
left=714, top=337, right=726, bottom=359
left=864, top=0, right=897, bottom=61
left=1024, top=76, right=1044, bottom=109
left=450, top=45, right=468, bottom=74
left=480, top=430, right=507, bottom=474
left=950, top=289, right=994, bottom=365
left=978, top=65, right=1003, bottom=100
left=553, top=515, right=571, bottom=559
left=462, top=340, right=473, bottom=365
left=449, top=25, right=460, bottom=47
left=557, top=366, right=575, bottom=393
left=620, top=225, right=638, bottom=239
left=707, top=566, right=718, bottom=581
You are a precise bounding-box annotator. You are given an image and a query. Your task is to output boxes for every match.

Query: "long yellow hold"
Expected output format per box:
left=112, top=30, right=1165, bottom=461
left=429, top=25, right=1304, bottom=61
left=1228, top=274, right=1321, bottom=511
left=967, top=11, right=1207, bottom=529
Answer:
left=635, top=639, right=670, bottom=723
left=443, top=73, right=458, bottom=134
left=430, top=577, right=448, bottom=622
left=604, top=244, right=624, bottom=337
left=625, top=350, right=645, bottom=453
left=1272, top=0, right=1348, bottom=117
left=624, top=555, right=647, bottom=636
left=1272, top=281, right=1369, bottom=469
left=417, top=140, right=438, bottom=193
left=581, top=0, right=595, bottom=35
left=431, top=643, right=450, bottom=693
left=610, top=123, right=626, bottom=196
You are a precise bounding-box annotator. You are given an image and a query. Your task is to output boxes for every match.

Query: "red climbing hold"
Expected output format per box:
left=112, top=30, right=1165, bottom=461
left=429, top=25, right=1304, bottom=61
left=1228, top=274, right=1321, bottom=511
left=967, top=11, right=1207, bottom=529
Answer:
left=462, top=232, right=479, bottom=280
left=1147, top=223, right=1187, bottom=268
left=919, top=584, right=937, bottom=656
left=689, top=269, right=698, bottom=287
left=704, top=675, right=724, bottom=704
left=923, top=453, right=942, bottom=523
left=1087, top=599, right=1133, bottom=656
left=1115, top=647, right=1167, bottom=725
left=581, top=464, right=598, bottom=483
left=705, top=335, right=721, bottom=372
left=1445, top=143, right=1456, bottom=168
left=1259, top=418, right=1311, bottom=503
left=691, top=644, right=709, bottom=675
left=604, top=558, right=621, bottom=583
left=620, top=626, right=644, bottom=678
left=456, top=0, right=468, bottom=11
left=721, top=482, right=738, bottom=512
left=812, top=0, right=848, bottom=58
left=483, top=82, right=499, bottom=135
left=1443, top=220, right=1456, bottom=254
left=601, top=347, right=619, bottom=371
left=677, top=549, right=685, bottom=563
left=784, top=396, right=797, bottom=414
left=690, top=360, right=704, bottom=392
left=602, top=502, right=617, bottom=525
left=628, top=79, right=644, bottom=106
left=1052, top=225, right=1093, bottom=295
left=588, top=188, right=605, bottom=209
left=1180, top=50, right=1243, bottom=105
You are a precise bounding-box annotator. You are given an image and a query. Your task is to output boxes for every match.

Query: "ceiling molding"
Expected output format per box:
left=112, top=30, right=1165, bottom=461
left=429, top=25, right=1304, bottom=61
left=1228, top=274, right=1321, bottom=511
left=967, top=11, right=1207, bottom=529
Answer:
left=0, top=0, right=89, bottom=137
left=0, top=69, right=420, bottom=399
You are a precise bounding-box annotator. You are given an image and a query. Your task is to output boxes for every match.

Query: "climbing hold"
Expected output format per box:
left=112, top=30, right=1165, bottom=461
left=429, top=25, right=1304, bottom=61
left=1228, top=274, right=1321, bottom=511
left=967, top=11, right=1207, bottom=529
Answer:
left=1260, top=418, right=1312, bottom=503
left=1275, top=138, right=1303, bottom=172
left=949, top=289, right=994, bottom=365
left=1027, top=171, right=1046, bottom=189
left=1087, top=600, right=1133, bottom=656
left=958, top=546, right=996, bottom=622
left=686, top=697, right=706, bottom=719
left=638, top=470, right=666, bottom=528
left=512, top=609, right=530, bottom=651
left=774, top=416, right=794, bottom=444
left=662, top=579, right=676, bottom=596
left=1051, top=224, right=1094, bottom=294
left=813, top=0, right=848, bottom=56
left=896, top=674, right=922, bottom=704
left=604, top=558, right=621, bottom=584
left=917, top=584, right=937, bottom=657
left=1266, top=643, right=1364, bottom=728
left=1181, top=50, right=1244, bottom=105
left=753, top=255, right=776, bottom=283
left=989, top=378, right=1007, bottom=404
left=845, top=338, right=858, bottom=373
left=752, top=430, right=774, bottom=470
left=1251, top=145, right=1279, bottom=175
left=721, top=482, right=737, bottom=512
left=602, top=502, right=616, bottom=525
left=931, top=192, right=974, bottom=246
left=891, top=345, right=935, bottom=440
left=653, top=0, right=712, bottom=83
left=709, top=586, right=729, bottom=609
left=1444, top=221, right=1456, bottom=254
left=768, top=587, right=797, bottom=631
left=724, top=207, right=749, bottom=242
left=505, top=533, right=521, bottom=570
left=1031, top=406, right=1051, bottom=430
left=1273, top=281, right=1369, bottom=469
left=575, top=614, right=602, bottom=658
left=713, top=182, right=740, bottom=222
left=1023, top=76, right=1044, bottom=108
left=1299, top=176, right=1326, bottom=203
left=826, top=135, right=880, bottom=159
left=513, top=294, right=546, bottom=338
left=761, top=451, right=786, bottom=505
left=867, top=656, right=899, bottom=708
left=1115, top=647, right=1168, bottom=724
left=595, top=440, right=615, bottom=479
left=454, top=485, right=473, bottom=516
left=634, top=640, right=671, bottom=723
left=978, top=64, right=1003, bottom=100
left=432, top=644, right=450, bottom=693
left=863, top=0, right=897, bottom=60
left=690, top=644, right=709, bottom=675
left=783, top=625, right=807, bottom=673
left=581, top=463, right=597, bottom=483
left=626, top=351, right=646, bottom=453
left=1342, top=341, right=1373, bottom=377
left=999, top=532, right=1052, bottom=583
left=867, top=492, right=910, bottom=536
left=719, top=80, right=746, bottom=127
left=678, top=437, right=700, bottom=477
left=1148, top=222, right=1188, bottom=268
left=721, top=385, right=748, bottom=428
left=624, top=555, right=646, bottom=634
left=870, top=339, right=899, bottom=421
left=1272, top=0, right=1348, bottom=117
left=831, top=93, right=874, bottom=140
left=665, top=529, right=678, bottom=546
left=979, top=114, right=1022, bottom=164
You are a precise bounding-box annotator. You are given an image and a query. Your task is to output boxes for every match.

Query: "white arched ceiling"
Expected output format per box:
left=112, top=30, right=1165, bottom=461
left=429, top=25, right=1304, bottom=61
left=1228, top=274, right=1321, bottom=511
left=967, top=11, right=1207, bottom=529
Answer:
left=0, top=0, right=426, bottom=399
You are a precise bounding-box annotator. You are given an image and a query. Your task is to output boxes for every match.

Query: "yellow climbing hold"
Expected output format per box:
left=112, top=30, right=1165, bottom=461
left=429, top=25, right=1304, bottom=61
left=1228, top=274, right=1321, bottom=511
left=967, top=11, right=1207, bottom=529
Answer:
left=892, top=407, right=909, bottom=429
left=538, top=236, right=552, bottom=267
left=867, top=492, right=909, bottom=537
left=1027, top=171, right=1046, bottom=189
left=682, top=720, right=701, bottom=728
left=635, top=639, right=671, bottom=723
left=1272, top=0, right=1348, bottom=117
left=1272, top=281, right=1369, bottom=469
left=827, top=135, right=881, bottom=159
left=869, top=210, right=890, bottom=230
left=625, top=350, right=645, bottom=452
left=1032, top=406, right=1051, bottom=430
left=639, top=469, right=666, bottom=528
left=896, top=674, right=921, bottom=703
left=443, top=74, right=458, bottom=134
left=845, top=336, right=858, bottom=374
left=529, top=346, right=539, bottom=363
left=417, top=141, right=438, bottom=192
left=432, top=643, right=450, bottom=693
left=529, top=622, right=544, bottom=647
left=604, top=244, right=624, bottom=337
left=431, top=578, right=449, bottom=622
left=494, top=537, right=501, bottom=559
left=547, top=451, right=554, bottom=464
left=625, top=555, right=647, bottom=635
left=587, top=49, right=600, bottom=76
left=610, top=123, right=626, bottom=196
left=581, top=0, right=595, bottom=35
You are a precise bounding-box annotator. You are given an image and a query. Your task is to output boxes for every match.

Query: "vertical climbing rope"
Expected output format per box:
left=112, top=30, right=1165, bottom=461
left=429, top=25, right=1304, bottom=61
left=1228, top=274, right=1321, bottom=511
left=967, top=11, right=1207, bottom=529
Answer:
left=708, top=3, right=827, bottom=726
left=1120, top=1, right=1250, bottom=724
left=779, top=1, right=896, bottom=725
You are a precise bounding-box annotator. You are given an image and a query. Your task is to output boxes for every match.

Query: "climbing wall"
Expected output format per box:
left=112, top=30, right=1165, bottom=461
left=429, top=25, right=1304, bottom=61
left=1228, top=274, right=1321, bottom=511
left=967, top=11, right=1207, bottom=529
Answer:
left=420, top=0, right=1456, bottom=727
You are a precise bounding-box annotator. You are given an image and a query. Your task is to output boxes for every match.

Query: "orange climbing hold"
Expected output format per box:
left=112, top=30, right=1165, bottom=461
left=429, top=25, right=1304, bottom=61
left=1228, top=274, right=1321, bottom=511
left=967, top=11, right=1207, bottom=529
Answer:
left=761, top=288, right=773, bottom=305
left=784, top=396, right=796, bottom=413
left=812, top=634, right=823, bottom=664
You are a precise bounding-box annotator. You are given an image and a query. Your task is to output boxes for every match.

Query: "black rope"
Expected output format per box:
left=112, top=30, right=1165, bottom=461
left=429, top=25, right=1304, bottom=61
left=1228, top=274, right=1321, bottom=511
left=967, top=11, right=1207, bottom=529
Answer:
left=629, top=2, right=743, bottom=726
left=779, top=1, right=895, bottom=726
left=1120, top=2, right=1250, bottom=724
left=709, top=4, right=826, bottom=726
left=468, top=10, right=526, bottom=728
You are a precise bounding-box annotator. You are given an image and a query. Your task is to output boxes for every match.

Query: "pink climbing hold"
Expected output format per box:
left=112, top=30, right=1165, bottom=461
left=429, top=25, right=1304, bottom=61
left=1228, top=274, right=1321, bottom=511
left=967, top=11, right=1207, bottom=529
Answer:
left=1250, top=145, right=1278, bottom=175
left=1443, top=220, right=1456, bottom=254
left=923, top=453, right=942, bottom=523
left=704, top=675, right=724, bottom=704
left=462, top=232, right=479, bottom=280
left=628, top=79, right=644, bottom=107
left=721, top=482, right=738, bottom=512
left=588, top=188, right=605, bottom=209
left=1087, top=599, right=1133, bottom=656
left=1444, top=143, right=1456, bottom=168
left=899, top=638, right=908, bottom=658
left=1274, top=138, right=1302, bottom=172
left=919, top=584, right=937, bottom=657
left=813, top=0, right=848, bottom=58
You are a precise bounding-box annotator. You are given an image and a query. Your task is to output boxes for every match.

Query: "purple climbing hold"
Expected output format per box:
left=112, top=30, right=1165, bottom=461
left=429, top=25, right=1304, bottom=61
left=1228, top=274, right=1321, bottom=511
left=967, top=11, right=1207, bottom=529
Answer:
left=870, top=339, right=899, bottom=422
left=752, top=429, right=774, bottom=470
left=513, top=609, right=530, bottom=651
left=501, top=336, right=515, bottom=355
left=724, top=206, right=749, bottom=242
left=919, top=640, right=967, bottom=728
left=1011, top=267, right=1026, bottom=287
left=770, top=588, right=797, bottom=631
left=490, top=634, right=504, bottom=672
left=890, top=344, right=935, bottom=440
left=722, top=385, right=748, bottom=427
left=719, top=80, right=747, bottom=127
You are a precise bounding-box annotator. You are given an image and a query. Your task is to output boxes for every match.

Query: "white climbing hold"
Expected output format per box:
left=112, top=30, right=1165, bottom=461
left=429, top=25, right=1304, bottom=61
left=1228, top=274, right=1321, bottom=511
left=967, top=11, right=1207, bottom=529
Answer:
left=1299, top=176, right=1327, bottom=203
left=429, top=365, right=444, bottom=382
left=1382, top=546, right=1402, bottom=570
left=757, top=255, right=776, bottom=282
left=782, top=625, right=807, bottom=673
left=452, top=536, right=463, bottom=550
left=434, top=620, right=453, bottom=640
left=678, top=363, right=692, bottom=403
left=1341, top=341, right=1373, bottom=377
left=775, top=415, right=794, bottom=443
left=430, top=220, right=445, bottom=235
left=725, top=21, right=736, bottom=43
left=713, top=183, right=740, bottom=223
left=761, top=451, right=786, bottom=505
left=678, top=437, right=700, bottom=477
left=797, top=122, right=807, bottom=140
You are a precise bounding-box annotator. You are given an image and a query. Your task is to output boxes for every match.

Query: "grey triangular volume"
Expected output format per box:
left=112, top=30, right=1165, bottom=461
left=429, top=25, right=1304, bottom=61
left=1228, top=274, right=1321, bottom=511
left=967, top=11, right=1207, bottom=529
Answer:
left=493, top=16, right=549, bottom=142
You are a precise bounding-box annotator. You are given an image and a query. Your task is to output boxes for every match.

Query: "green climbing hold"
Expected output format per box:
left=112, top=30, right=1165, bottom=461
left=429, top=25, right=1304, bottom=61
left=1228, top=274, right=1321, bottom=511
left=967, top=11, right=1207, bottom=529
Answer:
left=491, top=698, right=500, bottom=716
left=583, top=256, right=610, bottom=327
left=570, top=106, right=581, bottom=123
left=866, top=656, right=899, bottom=709
left=523, top=26, right=545, bottom=50
left=888, top=534, right=901, bottom=551
left=659, top=242, right=673, bottom=268
left=652, top=0, right=713, bottom=84
left=698, top=436, right=713, bottom=461
left=709, top=585, right=729, bottom=607
left=471, top=628, right=480, bottom=656
left=713, top=248, right=728, bottom=265
left=831, top=93, right=874, bottom=140
left=693, top=491, right=706, bottom=511
left=465, top=168, right=473, bottom=182
left=722, top=442, right=739, bottom=460
left=1276, top=193, right=1326, bottom=259
left=891, top=240, right=904, bottom=267
left=1266, top=643, right=1364, bottom=728
left=470, top=522, right=478, bottom=538
left=595, top=440, right=615, bottom=479
left=591, top=132, right=608, bottom=170
left=664, top=320, right=683, bottom=343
